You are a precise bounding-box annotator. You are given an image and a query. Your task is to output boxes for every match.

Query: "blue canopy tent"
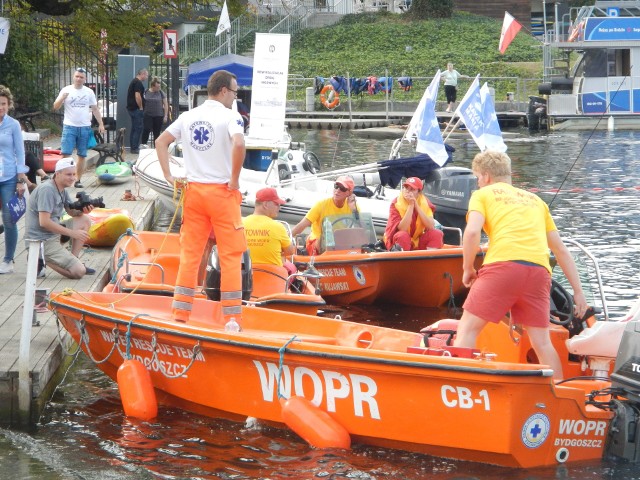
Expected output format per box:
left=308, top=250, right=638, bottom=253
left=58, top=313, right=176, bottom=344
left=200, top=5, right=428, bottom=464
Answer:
left=185, top=54, right=254, bottom=87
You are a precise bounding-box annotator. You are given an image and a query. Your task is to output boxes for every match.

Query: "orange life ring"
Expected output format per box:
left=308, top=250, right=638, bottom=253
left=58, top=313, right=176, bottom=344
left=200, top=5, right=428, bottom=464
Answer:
left=320, top=85, right=340, bottom=110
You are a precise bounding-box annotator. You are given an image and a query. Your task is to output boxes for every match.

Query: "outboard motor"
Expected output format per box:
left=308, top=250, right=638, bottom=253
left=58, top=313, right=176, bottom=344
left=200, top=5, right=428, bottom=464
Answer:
left=423, top=166, right=476, bottom=242
left=527, top=95, right=548, bottom=133
left=204, top=248, right=253, bottom=301
left=607, top=321, right=640, bottom=462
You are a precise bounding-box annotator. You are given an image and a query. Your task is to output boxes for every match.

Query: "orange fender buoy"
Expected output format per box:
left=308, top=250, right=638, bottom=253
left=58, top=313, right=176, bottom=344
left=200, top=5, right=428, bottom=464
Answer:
left=280, top=396, right=351, bottom=449
left=117, top=358, right=158, bottom=420
left=320, top=85, right=340, bottom=110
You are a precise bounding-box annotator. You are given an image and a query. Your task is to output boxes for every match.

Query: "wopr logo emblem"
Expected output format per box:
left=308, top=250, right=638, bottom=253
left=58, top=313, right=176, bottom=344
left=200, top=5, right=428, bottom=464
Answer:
left=189, top=121, right=214, bottom=151
left=521, top=413, right=550, bottom=448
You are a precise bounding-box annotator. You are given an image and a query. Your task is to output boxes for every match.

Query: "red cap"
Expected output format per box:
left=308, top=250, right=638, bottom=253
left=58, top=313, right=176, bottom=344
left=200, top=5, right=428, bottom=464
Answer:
left=256, top=187, right=286, bottom=205
left=335, top=175, right=355, bottom=191
left=402, top=177, right=424, bottom=191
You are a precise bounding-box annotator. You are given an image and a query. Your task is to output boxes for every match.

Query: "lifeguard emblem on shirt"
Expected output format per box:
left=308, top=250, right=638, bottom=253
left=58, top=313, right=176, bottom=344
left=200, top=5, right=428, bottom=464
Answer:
left=189, top=121, right=215, bottom=151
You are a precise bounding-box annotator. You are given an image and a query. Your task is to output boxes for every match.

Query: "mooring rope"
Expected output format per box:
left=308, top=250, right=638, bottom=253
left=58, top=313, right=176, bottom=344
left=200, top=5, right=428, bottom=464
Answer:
left=276, top=335, right=299, bottom=400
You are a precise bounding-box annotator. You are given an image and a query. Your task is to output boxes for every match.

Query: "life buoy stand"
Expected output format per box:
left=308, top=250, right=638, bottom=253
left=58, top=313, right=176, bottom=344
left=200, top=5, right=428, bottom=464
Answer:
left=320, top=85, right=340, bottom=110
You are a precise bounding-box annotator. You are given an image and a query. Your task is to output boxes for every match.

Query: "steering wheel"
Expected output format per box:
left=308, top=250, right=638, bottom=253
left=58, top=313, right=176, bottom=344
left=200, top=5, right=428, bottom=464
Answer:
left=331, top=217, right=357, bottom=228
left=549, top=279, right=575, bottom=326
left=303, top=152, right=321, bottom=174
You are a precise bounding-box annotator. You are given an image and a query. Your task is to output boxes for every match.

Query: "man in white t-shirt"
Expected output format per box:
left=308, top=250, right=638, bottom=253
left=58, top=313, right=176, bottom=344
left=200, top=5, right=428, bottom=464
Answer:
left=156, top=70, right=247, bottom=326
left=53, top=67, right=106, bottom=188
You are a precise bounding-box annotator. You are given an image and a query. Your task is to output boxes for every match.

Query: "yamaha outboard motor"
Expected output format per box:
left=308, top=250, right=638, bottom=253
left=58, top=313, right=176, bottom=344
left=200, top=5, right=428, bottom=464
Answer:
left=423, top=166, right=476, bottom=243
left=607, top=322, right=640, bottom=462
left=204, top=248, right=253, bottom=301
left=527, top=95, right=548, bottom=133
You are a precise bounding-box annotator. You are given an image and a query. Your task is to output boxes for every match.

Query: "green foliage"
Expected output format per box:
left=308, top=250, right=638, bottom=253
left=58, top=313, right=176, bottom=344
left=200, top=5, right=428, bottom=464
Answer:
left=0, top=18, right=50, bottom=111
left=290, top=12, right=541, bottom=81
left=410, top=0, right=454, bottom=20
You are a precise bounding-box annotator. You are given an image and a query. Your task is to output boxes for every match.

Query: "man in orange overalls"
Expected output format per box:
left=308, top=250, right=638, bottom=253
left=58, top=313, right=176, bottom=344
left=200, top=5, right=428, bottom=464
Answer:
left=156, top=70, right=246, bottom=325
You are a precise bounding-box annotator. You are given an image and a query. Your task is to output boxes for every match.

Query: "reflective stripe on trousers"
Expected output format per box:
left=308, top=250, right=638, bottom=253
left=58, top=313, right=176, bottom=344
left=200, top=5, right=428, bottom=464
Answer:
left=172, top=182, right=246, bottom=322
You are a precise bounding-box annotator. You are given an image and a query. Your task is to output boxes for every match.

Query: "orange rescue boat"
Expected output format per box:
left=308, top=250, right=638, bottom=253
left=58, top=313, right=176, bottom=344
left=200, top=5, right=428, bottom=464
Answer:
left=293, top=213, right=485, bottom=307
left=48, top=286, right=640, bottom=468
left=108, top=230, right=325, bottom=316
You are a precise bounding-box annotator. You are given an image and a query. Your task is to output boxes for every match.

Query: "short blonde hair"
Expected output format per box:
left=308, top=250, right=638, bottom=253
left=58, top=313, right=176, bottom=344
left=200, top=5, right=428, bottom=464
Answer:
left=472, top=150, right=511, bottom=178
left=0, top=85, right=14, bottom=110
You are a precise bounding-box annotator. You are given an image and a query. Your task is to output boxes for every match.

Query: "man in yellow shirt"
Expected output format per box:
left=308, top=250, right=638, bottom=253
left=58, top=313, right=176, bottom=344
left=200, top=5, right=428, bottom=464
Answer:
left=291, top=175, right=358, bottom=255
left=243, top=188, right=294, bottom=266
left=453, top=150, right=588, bottom=380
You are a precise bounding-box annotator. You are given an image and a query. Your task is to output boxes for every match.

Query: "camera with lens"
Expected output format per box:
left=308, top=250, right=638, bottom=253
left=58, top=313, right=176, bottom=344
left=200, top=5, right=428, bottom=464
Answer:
left=67, top=191, right=105, bottom=210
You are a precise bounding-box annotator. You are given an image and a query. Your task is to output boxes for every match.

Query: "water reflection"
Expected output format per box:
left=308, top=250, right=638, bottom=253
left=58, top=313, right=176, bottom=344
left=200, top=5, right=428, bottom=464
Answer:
left=4, top=129, right=639, bottom=479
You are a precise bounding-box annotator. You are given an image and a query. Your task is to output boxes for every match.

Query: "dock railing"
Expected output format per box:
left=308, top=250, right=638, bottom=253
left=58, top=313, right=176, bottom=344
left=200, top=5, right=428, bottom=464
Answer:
left=285, top=75, right=542, bottom=113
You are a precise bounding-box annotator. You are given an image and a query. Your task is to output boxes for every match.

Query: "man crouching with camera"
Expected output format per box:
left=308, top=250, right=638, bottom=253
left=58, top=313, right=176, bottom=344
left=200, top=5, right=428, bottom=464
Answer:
left=25, top=157, right=96, bottom=279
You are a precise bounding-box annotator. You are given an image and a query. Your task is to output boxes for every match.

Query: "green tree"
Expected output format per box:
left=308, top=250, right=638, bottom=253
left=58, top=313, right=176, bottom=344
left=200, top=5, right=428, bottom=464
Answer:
left=10, top=1, right=233, bottom=51
left=410, top=0, right=454, bottom=19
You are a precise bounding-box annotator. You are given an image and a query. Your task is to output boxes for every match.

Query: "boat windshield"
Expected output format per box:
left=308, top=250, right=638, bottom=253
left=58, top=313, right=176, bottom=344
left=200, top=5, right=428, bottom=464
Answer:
left=319, top=212, right=378, bottom=253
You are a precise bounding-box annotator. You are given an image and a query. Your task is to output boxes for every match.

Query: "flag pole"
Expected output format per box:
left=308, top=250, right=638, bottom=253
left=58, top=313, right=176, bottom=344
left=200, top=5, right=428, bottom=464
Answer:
left=442, top=117, right=462, bottom=142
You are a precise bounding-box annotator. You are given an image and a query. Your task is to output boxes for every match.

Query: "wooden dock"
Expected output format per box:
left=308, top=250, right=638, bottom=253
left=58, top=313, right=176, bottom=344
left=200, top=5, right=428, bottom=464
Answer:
left=0, top=146, right=159, bottom=427
left=285, top=109, right=528, bottom=130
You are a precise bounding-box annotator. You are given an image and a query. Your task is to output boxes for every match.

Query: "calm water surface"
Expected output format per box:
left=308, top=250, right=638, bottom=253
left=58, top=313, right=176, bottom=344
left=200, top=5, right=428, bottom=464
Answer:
left=2, top=129, right=640, bottom=479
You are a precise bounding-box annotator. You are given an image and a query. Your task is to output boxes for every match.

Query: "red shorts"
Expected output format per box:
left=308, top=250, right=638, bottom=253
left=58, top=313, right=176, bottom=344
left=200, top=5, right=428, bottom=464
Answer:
left=462, top=261, right=551, bottom=327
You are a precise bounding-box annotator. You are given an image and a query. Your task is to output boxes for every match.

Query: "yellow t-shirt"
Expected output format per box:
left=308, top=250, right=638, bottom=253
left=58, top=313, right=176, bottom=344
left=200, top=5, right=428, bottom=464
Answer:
left=468, top=182, right=556, bottom=273
left=305, top=198, right=356, bottom=241
left=242, top=214, right=291, bottom=266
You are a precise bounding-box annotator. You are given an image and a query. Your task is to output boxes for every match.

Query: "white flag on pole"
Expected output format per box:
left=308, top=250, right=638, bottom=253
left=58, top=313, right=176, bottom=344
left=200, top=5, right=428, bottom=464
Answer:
left=456, top=75, right=485, bottom=151
left=480, top=83, right=507, bottom=152
left=216, top=1, right=231, bottom=36
left=414, top=70, right=448, bottom=166
left=0, top=18, right=10, bottom=55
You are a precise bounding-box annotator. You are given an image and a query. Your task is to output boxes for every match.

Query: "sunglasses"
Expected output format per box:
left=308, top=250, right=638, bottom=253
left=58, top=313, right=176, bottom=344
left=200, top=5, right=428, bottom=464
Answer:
left=75, top=67, right=87, bottom=73
left=334, top=183, right=348, bottom=192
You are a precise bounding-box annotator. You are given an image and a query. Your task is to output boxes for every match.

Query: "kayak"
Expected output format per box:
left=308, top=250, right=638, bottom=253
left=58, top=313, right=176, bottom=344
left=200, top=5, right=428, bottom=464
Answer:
left=96, top=161, right=133, bottom=184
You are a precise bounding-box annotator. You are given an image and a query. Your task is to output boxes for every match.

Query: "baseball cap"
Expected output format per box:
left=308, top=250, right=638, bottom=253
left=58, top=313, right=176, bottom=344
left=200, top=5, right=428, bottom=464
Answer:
left=335, top=175, right=355, bottom=191
left=256, top=187, right=286, bottom=205
left=402, top=177, right=423, bottom=191
left=55, top=157, right=76, bottom=172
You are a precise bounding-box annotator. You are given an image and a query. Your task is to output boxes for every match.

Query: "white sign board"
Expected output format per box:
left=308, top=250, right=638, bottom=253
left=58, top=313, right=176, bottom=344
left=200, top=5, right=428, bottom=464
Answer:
left=248, top=33, right=291, bottom=141
left=163, top=30, right=178, bottom=59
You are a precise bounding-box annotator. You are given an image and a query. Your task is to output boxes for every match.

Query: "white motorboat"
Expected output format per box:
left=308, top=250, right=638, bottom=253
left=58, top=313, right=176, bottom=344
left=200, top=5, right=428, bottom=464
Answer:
left=133, top=140, right=475, bottom=237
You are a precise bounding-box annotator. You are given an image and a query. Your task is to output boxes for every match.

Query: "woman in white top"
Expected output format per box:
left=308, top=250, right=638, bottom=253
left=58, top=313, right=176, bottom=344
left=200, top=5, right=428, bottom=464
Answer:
left=442, top=63, right=463, bottom=113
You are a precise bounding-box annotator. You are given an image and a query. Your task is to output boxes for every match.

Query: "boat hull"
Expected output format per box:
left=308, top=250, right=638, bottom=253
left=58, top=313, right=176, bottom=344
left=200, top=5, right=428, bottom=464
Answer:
left=50, top=292, right=613, bottom=468
left=86, top=209, right=135, bottom=247
left=294, top=246, right=485, bottom=307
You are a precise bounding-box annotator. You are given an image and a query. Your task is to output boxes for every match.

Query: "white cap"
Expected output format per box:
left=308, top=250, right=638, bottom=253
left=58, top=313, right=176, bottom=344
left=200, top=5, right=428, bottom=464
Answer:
left=55, top=157, right=76, bottom=172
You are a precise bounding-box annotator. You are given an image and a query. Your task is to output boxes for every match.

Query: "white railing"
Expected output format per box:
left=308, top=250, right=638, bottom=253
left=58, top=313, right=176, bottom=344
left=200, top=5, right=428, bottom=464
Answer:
left=269, top=5, right=312, bottom=33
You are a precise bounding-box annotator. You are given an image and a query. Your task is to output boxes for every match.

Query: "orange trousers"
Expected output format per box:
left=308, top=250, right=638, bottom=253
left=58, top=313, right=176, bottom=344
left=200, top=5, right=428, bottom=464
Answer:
left=173, top=183, right=246, bottom=322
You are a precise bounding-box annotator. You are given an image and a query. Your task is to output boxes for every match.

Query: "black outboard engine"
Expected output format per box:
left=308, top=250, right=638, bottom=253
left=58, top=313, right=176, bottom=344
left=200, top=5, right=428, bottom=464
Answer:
left=608, top=321, right=640, bottom=462
left=204, top=248, right=253, bottom=301
left=527, top=95, right=548, bottom=133
left=423, top=166, right=476, bottom=242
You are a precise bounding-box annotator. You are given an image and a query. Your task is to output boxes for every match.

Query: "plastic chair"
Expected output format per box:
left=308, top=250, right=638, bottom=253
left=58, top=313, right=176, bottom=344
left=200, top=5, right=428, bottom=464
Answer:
left=92, top=127, right=125, bottom=166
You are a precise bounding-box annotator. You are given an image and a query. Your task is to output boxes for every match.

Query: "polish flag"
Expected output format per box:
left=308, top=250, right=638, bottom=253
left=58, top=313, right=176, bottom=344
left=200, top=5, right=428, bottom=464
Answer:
left=499, top=12, right=522, bottom=54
